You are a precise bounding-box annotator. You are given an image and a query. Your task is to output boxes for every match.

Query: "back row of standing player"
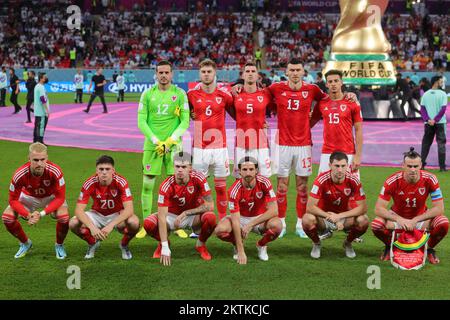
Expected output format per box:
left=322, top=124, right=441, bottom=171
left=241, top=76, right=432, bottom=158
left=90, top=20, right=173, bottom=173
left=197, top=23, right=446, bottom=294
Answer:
left=136, top=58, right=362, bottom=240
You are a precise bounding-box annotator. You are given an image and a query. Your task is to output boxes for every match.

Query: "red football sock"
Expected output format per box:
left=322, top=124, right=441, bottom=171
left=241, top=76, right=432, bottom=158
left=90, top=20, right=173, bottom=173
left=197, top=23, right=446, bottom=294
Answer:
left=371, top=219, right=392, bottom=246
left=80, top=227, right=96, bottom=245
left=143, top=215, right=160, bottom=241
left=199, top=212, right=217, bottom=243
left=346, top=225, right=367, bottom=243
left=2, top=213, right=28, bottom=243
left=56, top=214, right=70, bottom=245
left=258, top=229, right=279, bottom=246
left=217, top=231, right=236, bottom=245
left=296, top=190, right=307, bottom=219
left=276, top=190, right=287, bottom=219
left=428, top=215, right=449, bottom=248
left=214, top=178, right=227, bottom=220
left=303, top=226, right=320, bottom=243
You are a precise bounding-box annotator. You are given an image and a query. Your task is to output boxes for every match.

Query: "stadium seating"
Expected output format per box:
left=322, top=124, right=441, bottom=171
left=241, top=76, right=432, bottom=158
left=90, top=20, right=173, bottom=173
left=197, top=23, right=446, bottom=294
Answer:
left=0, top=2, right=448, bottom=71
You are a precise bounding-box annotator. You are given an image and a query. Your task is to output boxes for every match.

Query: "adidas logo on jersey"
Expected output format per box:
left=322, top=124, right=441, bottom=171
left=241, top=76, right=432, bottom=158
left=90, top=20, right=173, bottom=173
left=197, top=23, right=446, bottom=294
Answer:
left=197, top=99, right=202, bottom=103
left=399, top=191, right=405, bottom=195
left=324, top=107, right=328, bottom=111
left=326, top=191, right=332, bottom=195
left=281, top=92, right=287, bottom=96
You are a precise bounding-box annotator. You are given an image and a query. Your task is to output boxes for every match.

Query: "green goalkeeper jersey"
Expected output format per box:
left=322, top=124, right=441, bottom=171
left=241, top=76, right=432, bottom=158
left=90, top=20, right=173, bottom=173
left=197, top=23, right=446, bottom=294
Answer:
left=138, top=84, right=190, bottom=151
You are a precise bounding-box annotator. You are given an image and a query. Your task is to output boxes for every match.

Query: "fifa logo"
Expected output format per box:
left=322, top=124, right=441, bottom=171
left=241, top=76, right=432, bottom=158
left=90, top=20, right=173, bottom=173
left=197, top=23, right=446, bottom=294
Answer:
left=66, top=5, right=81, bottom=30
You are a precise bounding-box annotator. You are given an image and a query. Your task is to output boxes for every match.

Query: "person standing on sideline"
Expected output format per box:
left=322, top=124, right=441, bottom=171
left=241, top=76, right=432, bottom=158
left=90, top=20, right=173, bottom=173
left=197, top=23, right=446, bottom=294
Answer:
left=83, top=68, right=108, bottom=114
left=116, top=71, right=125, bottom=102
left=255, top=48, right=262, bottom=69
left=420, top=75, right=447, bottom=172
left=25, top=71, right=36, bottom=123
left=9, top=68, right=22, bottom=114
left=74, top=69, right=84, bottom=103
left=395, top=73, right=420, bottom=121
left=33, top=73, right=50, bottom=144
left=0, top=66, right=7, bottom=107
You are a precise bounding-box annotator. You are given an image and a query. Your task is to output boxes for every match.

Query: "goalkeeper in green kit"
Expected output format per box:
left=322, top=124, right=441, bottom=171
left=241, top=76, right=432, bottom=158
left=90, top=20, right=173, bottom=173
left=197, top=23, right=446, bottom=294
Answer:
left=136, top=60, right=190, bottom=239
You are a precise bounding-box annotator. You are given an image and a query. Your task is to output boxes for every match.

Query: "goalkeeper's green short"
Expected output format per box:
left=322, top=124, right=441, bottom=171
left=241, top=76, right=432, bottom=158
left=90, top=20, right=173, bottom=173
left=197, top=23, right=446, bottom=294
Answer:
left=142, top=144, right=182, bottom=176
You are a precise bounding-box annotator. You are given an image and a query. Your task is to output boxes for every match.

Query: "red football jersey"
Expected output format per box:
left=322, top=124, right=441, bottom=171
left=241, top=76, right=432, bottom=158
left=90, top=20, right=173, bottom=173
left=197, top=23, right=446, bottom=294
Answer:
left=310, top=171, right=366, bottom=213
left=188, top=86, right=233, bottom=149
left=379, top=170, right=442, bottom=219
left=318, top=98, right=363, bottom=154
left=9, top=161, right=66, bottom=218
left=234, top=89, right=272, bottom=149
left=267, top=81, right=327, bottom=146
left=158, top=171, right=211, bottom=215
left=228, top=175, right=277, bottom=217
left=78, top=173, right=133, bottom=216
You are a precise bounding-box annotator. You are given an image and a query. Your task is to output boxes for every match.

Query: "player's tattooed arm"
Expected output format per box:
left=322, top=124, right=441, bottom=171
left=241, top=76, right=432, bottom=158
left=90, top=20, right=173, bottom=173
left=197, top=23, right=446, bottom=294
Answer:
left=185, top=194, right=214, bottom=216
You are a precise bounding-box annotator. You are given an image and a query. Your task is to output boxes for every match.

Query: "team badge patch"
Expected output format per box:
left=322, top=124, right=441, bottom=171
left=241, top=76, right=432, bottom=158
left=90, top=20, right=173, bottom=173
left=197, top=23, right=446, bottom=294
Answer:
left=111, top=189, right=118, bottom=197
left=187, top=186, right=194, bottom=194
left=418, top=187, right=426, bottom=195
left=171, top=95, right=177, bottom=102
left=256, top=192, right=263, bottom=199
left=257, top=96, right=263, bottom=103
left=340, top=104, right=347, bottom=112
left=302, top=91, right=308, bottom=99
left=145, top=164, right=151, bottom=171
left=344, top=188, right=351, bottom=196
left=43, top=180, right=51, bottom=187
left=216, top=97, right=222, bottom=104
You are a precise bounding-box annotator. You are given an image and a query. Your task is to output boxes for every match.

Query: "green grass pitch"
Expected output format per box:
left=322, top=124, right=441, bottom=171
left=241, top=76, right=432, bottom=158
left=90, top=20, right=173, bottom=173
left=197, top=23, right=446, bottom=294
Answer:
left=0, top=139, right=449, bottom=300
left=0, top=92, right=449, bottom=300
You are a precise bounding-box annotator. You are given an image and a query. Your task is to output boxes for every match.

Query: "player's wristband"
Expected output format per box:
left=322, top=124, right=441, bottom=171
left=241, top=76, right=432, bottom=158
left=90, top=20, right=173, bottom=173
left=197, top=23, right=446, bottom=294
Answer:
left=39, top=210, right=46, bottom=217
left=151, top=136, right=159, bottom=144
left=161, top=241, right=169, bottom=249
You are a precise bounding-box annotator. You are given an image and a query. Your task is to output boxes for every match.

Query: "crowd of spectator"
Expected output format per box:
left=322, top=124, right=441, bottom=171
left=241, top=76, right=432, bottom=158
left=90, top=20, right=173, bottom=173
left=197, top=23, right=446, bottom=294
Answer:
left=0, top=1, right=448, bottom=72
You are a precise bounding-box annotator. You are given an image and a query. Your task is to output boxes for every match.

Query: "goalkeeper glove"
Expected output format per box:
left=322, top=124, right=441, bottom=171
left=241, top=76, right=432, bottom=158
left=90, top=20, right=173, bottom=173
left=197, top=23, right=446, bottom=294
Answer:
left=174, top=106, right=181, bottom=117
left=163, top=137, right=178, bottom=151
left=155, top=140, right=166, bottom=157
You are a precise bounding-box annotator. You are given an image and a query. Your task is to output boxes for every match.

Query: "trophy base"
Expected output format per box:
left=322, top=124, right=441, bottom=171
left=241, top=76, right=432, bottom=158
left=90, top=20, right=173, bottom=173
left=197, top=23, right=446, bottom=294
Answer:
left=323, top=54, right=396, bottom=86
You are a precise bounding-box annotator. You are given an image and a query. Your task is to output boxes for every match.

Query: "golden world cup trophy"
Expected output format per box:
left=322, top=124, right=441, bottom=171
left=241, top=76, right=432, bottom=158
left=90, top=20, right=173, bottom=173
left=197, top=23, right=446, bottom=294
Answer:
left=323, top=0, right=396, bottom=85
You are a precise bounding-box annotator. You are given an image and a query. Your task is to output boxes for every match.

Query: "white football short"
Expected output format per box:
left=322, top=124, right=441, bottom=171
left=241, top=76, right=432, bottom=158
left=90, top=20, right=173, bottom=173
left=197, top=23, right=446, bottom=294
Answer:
left=193, top=147, right=230, bottom=177
left=166, top=212, right=198, bottom=232
left=274, top=145, right=312, bottom=177
left=8, top=193, right=68, bottom=216
left=222, top=215, right=265, bottom=235
left=85, top=210, right=120, bottom=229
left=233, top=147, right=272, bottom=178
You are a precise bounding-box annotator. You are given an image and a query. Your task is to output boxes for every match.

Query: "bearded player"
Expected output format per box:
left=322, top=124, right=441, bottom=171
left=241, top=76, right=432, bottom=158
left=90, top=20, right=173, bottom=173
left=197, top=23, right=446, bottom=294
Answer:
left=188, top=59, right=234, bottom=221
left=303, top=151, right=368, bottom=259
left=2, top=143, right=69, bottom=259
left=143, top=152, right=217, bottom=266
left=372, top=147, right=448, bottom=264
left=215, top=157, right=282, bottom=264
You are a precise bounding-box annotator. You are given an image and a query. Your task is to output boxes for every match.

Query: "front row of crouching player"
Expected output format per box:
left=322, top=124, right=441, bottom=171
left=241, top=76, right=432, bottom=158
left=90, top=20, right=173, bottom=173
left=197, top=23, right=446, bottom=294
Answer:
left=2, top=143, right=448, bottom=266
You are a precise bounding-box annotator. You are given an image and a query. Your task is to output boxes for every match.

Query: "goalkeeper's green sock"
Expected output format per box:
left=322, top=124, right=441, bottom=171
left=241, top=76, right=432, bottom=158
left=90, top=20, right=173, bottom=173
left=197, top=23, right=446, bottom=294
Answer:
left=137, top=175, right=156, bottom=239
left=141, top=175, right=156, bottom=219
